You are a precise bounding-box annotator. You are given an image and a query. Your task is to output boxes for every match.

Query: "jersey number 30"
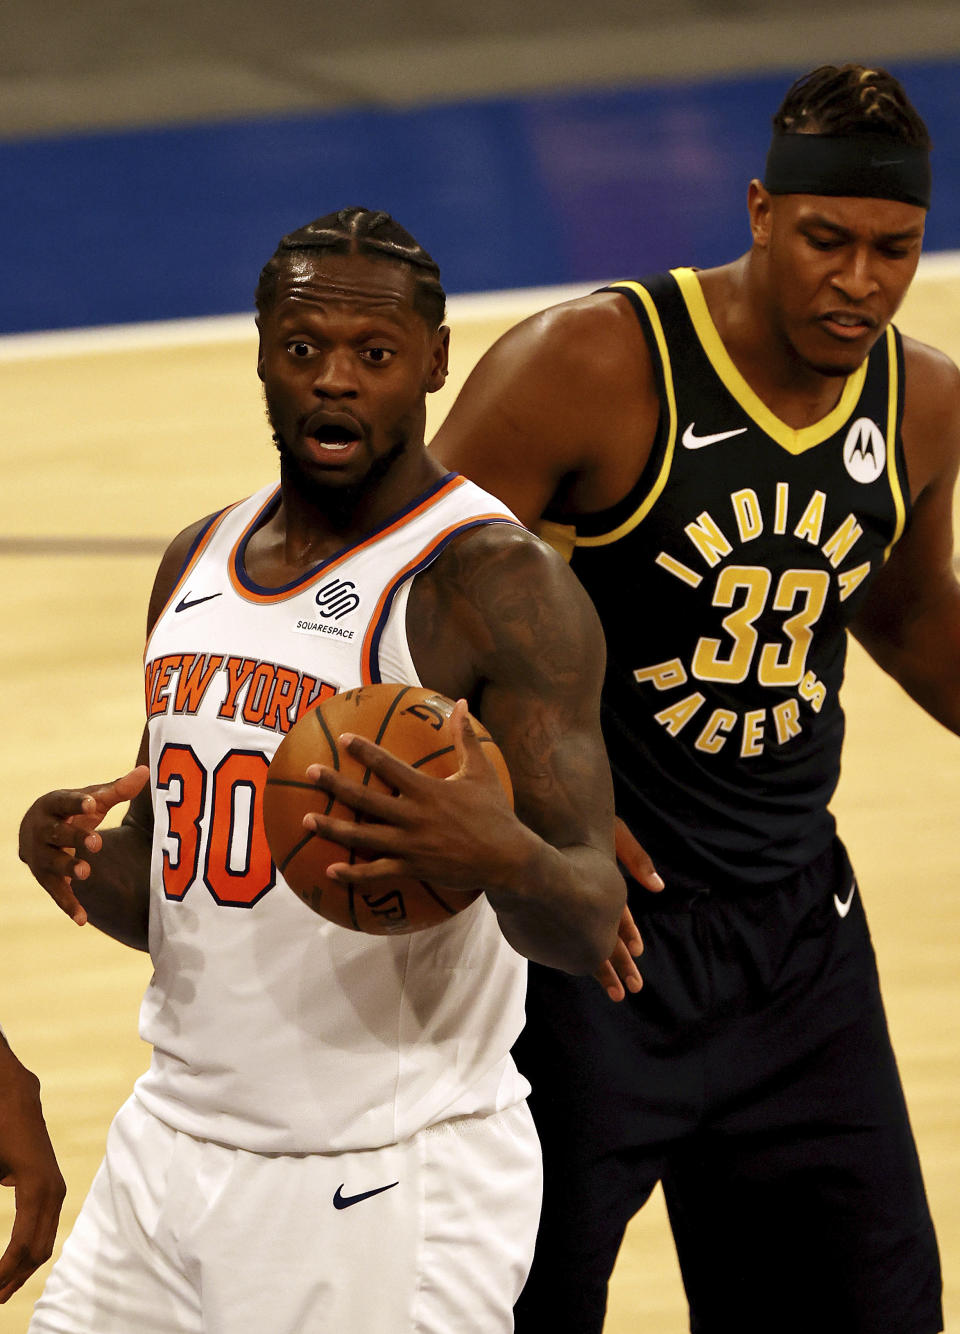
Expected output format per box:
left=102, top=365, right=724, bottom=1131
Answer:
left=156, top=744, right=275, bottom=907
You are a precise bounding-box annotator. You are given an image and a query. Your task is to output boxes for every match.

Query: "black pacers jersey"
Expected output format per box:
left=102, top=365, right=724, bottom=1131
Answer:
left=546, top=268, right=911, bottom=890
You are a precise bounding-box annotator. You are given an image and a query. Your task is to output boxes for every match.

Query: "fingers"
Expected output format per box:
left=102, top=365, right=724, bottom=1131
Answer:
left=35, top=872, right=88, bottom=927
left=616, top=905, right=644, bottom=957
left=614, top=817, right=664, bottom=892
left=85, top=765, right=151, bottom=817
left=20, top=770, right=150, bottom=925
left=329, top=734, right=421, bottom=794
left=305, top=757, right=412, bottom=823
left=302, top=808, right=399, bottom=859
left=324, top=857, right=409, bottom=884
left=592, top=942, right=643, bottom=1002
left=0, top=1173, right=65, bottom=1302
left=592, top=906, right=645, bottom=1001
left=592, top=959, right=627, bottom=1002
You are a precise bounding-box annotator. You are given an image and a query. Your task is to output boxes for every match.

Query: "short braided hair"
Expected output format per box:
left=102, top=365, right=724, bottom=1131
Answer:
left=773, top=64, right=931, bottom=149
left=256, top=207, right=446, bottom=327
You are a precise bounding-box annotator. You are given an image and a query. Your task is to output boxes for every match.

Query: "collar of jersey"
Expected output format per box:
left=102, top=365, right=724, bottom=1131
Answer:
left=673, top=267, right=868, bottom=455
left=228, top=472, right=467, bottom=603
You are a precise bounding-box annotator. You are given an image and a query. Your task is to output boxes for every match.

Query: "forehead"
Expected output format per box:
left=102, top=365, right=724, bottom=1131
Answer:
left=775, top=192, right=927, bottom=238
left=267, top=250, right=421, bottom=323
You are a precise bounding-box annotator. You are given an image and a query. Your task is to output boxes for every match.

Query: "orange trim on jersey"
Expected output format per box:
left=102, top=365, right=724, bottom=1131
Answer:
left=571, top=279, right=679, bottom=549
left=359, top=514, right=522, bottom=682
left=226, top=475, right=470, bottom=604
left=883, top=324, right=907, bottom=558
left=143, top=502, right=243, bottom=663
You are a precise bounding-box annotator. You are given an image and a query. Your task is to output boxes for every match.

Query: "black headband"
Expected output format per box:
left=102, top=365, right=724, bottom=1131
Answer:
left=764, top=132, right=931, bottom=209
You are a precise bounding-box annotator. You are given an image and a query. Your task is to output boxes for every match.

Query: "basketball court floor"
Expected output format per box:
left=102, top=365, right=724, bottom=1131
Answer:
left=1, top=262, right=958, bottom=1329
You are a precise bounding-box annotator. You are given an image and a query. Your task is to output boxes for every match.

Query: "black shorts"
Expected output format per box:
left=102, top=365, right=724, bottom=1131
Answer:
left=513, top=839, right=942, bottom=1334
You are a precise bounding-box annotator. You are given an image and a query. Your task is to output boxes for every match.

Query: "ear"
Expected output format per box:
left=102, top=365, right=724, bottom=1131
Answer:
left=426, top=325, right=450, bottom=394
left=747, top=180, right=773, bottom=248
left=255, top=318, right=265, bottom=382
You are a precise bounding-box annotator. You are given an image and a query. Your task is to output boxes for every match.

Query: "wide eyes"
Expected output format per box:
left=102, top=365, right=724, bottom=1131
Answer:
left=284, top=341, right=396, bottom=363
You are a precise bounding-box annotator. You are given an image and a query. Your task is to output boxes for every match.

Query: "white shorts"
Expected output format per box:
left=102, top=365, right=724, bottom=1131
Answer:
left=30, top=1093, right=542, bottom=1334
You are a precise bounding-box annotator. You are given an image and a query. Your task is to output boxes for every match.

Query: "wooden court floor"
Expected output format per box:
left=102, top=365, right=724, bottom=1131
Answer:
left=1, top=266, right=958, bottom=1330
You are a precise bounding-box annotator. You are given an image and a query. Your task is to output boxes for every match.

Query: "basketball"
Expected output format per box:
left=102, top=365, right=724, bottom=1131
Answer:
left=263, top=683, right=513, bottom=934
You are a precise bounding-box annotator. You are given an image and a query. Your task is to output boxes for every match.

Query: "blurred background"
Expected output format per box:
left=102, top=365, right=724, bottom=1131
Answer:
left=3, top=5, right=960, bottom=1331
left=3, top=0, right=960, bottom=334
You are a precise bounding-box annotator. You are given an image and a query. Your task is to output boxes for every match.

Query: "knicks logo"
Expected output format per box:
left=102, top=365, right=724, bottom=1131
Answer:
left=842, top=418, right=886, bottom=484
left=315, top=579, right=360, bottom=619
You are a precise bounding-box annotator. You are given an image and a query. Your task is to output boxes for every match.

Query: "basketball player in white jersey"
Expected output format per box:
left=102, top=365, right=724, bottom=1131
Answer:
left=18, top=207, right=626, bottom=1334
left=0, top=1029, right=63, bottom=1303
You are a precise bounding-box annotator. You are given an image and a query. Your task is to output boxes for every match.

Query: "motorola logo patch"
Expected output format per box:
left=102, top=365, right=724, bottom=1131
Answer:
left=842, top=418, right=886, bottom=484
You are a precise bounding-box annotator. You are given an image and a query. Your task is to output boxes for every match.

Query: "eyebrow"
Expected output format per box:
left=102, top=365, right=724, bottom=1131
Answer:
left=803, top=215, right=925, bottom=243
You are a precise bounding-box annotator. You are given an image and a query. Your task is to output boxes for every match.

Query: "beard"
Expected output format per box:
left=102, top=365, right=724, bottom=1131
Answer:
left=268, top=418, right=409, bottom=527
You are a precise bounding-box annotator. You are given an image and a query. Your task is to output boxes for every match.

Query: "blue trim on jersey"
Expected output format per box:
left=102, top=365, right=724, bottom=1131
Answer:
left=367, top=516, right=514, bottom=684
left=174, top=507, right=230, bottom=586
left=231, top=473, right=462, bottom=598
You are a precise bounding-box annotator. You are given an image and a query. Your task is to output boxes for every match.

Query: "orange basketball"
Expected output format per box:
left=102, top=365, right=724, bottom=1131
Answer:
left=263, top=683, right=513, bottom=934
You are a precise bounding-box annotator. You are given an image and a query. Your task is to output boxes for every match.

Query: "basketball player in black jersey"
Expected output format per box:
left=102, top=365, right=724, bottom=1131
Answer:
left=434, top=65, right=953, bottom=1334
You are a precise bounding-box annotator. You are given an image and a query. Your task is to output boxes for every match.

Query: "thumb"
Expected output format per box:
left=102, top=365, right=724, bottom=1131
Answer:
left=86, top=765, right=150, bottom=815
left=449, top=699, right=484, bottom=777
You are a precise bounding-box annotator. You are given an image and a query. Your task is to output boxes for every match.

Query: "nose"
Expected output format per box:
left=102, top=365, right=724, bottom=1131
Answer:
left=831, top=246, right=879, bottom=303
left=311, top=348, right=358, bottom=398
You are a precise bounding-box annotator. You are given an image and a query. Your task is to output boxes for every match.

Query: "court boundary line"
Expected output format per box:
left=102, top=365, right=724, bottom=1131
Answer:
left=3, top=249, right=959, bottom=362
left=0, top=282, right=599, bottom=362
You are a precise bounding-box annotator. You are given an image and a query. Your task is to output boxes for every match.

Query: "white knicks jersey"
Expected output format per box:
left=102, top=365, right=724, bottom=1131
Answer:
left=135, top=472, right=531, bottom=1153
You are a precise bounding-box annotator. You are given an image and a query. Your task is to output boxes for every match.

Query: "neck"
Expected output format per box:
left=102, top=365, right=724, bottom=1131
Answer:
left=697, top=257, right=850, bottom=429
left=243, top=442, right=444, bottom=588
left=280, top=445, right=443, bottom=552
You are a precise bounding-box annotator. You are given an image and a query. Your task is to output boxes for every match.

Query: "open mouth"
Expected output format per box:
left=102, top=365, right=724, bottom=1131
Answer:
left=820, top=311, right=875, bottom=340
left=310, top=425, right=360, bottom=451
left=301, top=412, right=365, bottom=459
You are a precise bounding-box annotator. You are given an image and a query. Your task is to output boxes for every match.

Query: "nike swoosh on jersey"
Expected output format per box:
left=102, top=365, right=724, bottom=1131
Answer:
left=333, top=1181, right=400, bottom=1210
left=834, top=877, right=858, bottom=918
left=681, top=424, right=749, bottom=450
left=175, top=591, right=223, bottom=613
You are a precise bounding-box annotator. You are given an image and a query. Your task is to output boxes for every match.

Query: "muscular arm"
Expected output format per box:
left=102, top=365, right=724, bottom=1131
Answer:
left=18, top=514, right=218, bottom=951
left=432, top=291, right=659, bottom=527
left=851, top=340, right=960, bottom=732
left=408, top=524, right=626, bottom=972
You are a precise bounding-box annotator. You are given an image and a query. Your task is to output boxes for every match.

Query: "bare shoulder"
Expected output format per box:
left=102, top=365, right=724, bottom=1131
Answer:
left=432, top=290, right=658, bottom=526
left=443, top=288, right=655, bottom=422
left=146, top=510, right=224, bottom=634
left=407, top=521, right=603, bottom=702
left=425, top=521, right=600, bottom=637
left=490, top=289, right=653, bottom=378
left=901, top=334, right=960, bottom=497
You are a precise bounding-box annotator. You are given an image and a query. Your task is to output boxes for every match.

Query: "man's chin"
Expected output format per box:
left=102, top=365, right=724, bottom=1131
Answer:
left=804, top=358, right=861, bottom=379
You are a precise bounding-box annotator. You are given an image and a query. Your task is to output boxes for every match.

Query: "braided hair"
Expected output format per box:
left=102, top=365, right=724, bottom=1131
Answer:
left=256, top=207, right=447, bottom=327
left=772, top=64, right=931, bottom=148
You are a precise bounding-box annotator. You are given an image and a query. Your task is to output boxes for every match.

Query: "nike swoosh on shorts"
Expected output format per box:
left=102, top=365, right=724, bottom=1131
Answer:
left=333, top=1181, right=400, bottom=1210
left=834, top=877, right=858, bottom=918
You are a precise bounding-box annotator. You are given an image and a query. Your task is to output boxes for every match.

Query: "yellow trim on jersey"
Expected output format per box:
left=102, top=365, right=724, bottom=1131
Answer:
left=571, top=279, right=678, bottom=548
left=674, top=267, right=868, bottom=454
left=537, top=517, right=577, bottom=563
left=883, top=324, right=907, bottom=558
